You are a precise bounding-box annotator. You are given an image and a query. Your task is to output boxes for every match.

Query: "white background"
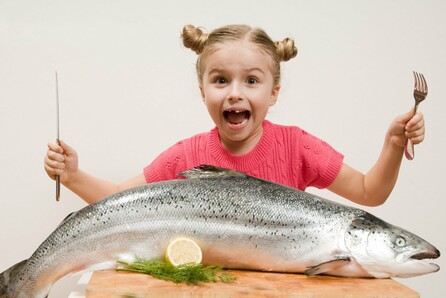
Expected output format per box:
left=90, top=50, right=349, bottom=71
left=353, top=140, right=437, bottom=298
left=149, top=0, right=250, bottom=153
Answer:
left=0, top=0, right=445, bottom=297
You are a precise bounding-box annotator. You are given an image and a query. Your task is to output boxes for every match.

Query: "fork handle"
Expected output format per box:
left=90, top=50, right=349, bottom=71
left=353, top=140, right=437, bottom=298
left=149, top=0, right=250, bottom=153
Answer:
left=405, top=139, right=415, bottom=160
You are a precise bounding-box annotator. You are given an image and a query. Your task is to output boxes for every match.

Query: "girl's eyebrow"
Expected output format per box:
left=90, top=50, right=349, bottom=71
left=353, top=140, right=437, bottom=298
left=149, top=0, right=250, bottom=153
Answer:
left=207, top=67, right=266, bottom=75
left=208, top=68, right=224, bottom=76
left=247, top=67, right=266, bottom=74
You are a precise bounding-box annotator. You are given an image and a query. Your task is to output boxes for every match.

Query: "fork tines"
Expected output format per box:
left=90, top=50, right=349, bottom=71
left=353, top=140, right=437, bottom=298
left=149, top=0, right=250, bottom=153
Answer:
left=413, top=71, right=428, bottom=98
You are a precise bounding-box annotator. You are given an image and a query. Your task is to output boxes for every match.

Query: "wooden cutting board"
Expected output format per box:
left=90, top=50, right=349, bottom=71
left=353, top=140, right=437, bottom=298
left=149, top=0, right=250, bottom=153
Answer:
left=86, top=270, right=419, bottom=297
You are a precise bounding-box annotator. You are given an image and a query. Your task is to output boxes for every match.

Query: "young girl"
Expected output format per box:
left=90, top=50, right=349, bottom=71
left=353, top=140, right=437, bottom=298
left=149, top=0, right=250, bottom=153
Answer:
left=44, top=24, right=425, bottom=207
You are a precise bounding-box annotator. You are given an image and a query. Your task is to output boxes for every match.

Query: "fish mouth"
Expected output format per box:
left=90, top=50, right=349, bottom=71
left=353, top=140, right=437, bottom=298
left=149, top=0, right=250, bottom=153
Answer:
left=223, top=109, right=251, bottom=127
left=407, top=248, right=440, bottom=272
left=410, top=248, right=440, bottom=261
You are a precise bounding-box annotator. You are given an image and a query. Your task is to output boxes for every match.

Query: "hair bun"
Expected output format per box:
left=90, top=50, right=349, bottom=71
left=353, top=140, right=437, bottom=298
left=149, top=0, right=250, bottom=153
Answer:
left=182, top=25, right=208, bottom=54
left=275, top=38, right=298, bottom=62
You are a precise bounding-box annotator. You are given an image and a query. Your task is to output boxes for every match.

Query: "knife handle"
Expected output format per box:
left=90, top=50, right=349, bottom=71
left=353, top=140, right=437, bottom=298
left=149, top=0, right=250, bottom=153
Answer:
left=56, top=176, right=60, bottom=201
left=56, top=138, right=61, bottom=201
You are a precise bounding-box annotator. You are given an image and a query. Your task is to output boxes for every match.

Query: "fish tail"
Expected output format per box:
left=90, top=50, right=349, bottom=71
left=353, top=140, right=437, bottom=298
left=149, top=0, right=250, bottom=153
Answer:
left=0, top=259, right=27, bottom=298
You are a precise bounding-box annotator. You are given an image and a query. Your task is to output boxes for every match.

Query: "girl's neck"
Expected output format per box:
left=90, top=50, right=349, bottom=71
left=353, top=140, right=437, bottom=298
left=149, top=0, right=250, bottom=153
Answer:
left=220, top=126, right=264, bottom=156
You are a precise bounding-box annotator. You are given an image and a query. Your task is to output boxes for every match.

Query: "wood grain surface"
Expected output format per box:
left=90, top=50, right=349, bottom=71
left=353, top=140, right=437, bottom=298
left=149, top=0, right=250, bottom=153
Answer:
left=86, top=270, right=419, bottom=297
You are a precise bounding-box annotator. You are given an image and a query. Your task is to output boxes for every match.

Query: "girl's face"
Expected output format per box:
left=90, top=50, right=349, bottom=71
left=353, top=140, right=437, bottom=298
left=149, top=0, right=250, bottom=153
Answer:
left=199, top=41, right=280, bottom=154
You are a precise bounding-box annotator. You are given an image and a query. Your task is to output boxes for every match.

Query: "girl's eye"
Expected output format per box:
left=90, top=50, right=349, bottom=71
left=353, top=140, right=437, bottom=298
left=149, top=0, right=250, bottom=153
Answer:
left=247, top=77, right=258, bottom=84
left=216, top=77, right=227, bottom=84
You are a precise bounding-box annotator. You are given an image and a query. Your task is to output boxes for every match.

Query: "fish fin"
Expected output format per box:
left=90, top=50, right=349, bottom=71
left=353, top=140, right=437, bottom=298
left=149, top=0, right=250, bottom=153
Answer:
left=0, top=259, right=28, bottom=296
left=178, top=165, right=246, bottom=179
left=305, top=257, right=351, bottom=276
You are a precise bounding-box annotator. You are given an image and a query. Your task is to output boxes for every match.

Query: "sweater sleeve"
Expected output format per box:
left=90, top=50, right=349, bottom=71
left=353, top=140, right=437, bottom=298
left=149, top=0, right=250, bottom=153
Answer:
left=143, top=141, right=188, bottom=183
left=312, top=146, right=344, bottom=189
left=297, top=129, right=344, bottom=189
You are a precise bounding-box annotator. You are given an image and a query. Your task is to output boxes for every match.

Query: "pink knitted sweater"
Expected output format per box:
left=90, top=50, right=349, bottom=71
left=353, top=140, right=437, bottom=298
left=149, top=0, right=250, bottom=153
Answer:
left=143, top=120, right=344, bottom=191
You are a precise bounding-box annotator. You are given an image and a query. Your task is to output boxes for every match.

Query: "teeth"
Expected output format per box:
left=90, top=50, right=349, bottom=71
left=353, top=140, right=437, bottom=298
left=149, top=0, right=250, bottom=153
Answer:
left=235, top=118, right=248, bottom=126
left=223, top=109, right=251, bottom=126
left=224, top=110, right=251, bottom=115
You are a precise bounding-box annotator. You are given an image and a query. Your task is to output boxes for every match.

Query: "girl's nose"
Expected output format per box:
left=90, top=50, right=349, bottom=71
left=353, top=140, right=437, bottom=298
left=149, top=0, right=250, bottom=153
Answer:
left=227, top=82, right=245, bottom=101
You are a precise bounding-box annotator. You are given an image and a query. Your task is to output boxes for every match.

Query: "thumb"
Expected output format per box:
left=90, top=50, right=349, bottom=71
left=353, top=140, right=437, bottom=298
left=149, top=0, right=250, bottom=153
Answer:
left=399, top=109, right=415, bottom=125
left=59, top=140, right=76, bottom=156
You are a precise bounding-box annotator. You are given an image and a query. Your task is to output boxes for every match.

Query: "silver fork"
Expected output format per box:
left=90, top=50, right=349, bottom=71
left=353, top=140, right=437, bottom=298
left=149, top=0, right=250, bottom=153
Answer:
left=404, top=71, right=428, bottom=160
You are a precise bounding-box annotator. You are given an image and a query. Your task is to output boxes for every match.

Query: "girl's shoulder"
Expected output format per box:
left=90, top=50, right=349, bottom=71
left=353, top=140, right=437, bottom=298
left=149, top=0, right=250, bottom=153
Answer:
left=173, top=127, right=216, bottom=149
left=264, top=120, right=313, bottom=139
left=265, top=120, right=333, bottom=150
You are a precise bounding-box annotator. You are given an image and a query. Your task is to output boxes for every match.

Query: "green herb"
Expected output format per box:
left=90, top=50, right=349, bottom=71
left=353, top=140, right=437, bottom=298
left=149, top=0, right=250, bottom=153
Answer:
left=117, top=258, right=236, bottom=284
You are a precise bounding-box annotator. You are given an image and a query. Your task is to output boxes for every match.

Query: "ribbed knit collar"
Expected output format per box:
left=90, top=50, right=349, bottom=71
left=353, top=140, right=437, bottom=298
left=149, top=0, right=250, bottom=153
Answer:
left=208, top=120, right=275, bottom=169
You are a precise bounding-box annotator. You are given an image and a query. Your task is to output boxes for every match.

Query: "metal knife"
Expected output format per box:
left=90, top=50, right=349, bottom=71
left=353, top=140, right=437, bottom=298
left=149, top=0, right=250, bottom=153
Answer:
left=55, top=71, right=61, bottom=201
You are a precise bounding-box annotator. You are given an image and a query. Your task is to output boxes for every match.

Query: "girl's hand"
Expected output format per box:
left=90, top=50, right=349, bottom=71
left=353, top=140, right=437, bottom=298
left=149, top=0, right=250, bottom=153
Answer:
left=44, top=140, right=79, bottom=184
left=388, top=109, right=425, bottom=149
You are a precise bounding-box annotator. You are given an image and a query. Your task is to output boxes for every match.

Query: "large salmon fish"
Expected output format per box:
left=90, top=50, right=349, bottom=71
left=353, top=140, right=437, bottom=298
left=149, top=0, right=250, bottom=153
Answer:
left=0, top=165, right=440, bottom=297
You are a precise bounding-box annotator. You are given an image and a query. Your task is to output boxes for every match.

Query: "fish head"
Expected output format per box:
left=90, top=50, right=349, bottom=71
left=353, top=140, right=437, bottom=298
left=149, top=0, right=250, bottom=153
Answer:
left=345, top=213, right=440, bottom=278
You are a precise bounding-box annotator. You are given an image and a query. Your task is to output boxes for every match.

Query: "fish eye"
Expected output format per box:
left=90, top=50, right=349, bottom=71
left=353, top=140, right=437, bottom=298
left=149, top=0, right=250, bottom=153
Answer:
left=395, top=237, right=406, bottom=247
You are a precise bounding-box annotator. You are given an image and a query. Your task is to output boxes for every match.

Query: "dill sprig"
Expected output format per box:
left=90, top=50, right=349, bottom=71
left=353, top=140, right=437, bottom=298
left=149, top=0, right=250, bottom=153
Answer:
left=117, top=258, right=236, bottom=284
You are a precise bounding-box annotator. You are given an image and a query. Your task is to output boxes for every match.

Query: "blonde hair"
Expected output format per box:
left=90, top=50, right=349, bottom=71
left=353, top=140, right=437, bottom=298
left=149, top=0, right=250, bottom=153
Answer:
left=182, top=24, right=298, bottom=85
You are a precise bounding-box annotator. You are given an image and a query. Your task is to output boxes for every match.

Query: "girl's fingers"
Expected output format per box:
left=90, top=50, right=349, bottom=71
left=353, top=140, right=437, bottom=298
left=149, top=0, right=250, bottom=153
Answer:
left=405, top=126, right=425, bottom=144
left=44, top=162, right=62, bottom=179
left=408, top=134, right=425, bottom=145
left=47, top=149, right=64, bottom=162
left=405, top=112, right=424, bottom=129
left=47, top=141, right=63, bottom=153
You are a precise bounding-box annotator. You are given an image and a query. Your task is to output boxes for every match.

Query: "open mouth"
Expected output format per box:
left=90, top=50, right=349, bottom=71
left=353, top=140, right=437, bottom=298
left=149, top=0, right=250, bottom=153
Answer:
left=409, top=248, right=440, bottom=271
left=411, top=249, right=440, bottom=261
left=223, top=110, right=251, bottom=126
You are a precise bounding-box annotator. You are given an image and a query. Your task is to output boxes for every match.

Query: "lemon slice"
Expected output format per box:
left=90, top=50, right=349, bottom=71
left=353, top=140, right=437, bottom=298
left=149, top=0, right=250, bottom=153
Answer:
left=166, top=237, right=203, bottom=266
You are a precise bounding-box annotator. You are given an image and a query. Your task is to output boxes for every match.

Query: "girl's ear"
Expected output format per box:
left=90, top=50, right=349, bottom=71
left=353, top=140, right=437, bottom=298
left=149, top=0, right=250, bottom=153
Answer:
left=269, top=84, right=281, bottom=106
left=199, top=85, right=206, bottom=103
